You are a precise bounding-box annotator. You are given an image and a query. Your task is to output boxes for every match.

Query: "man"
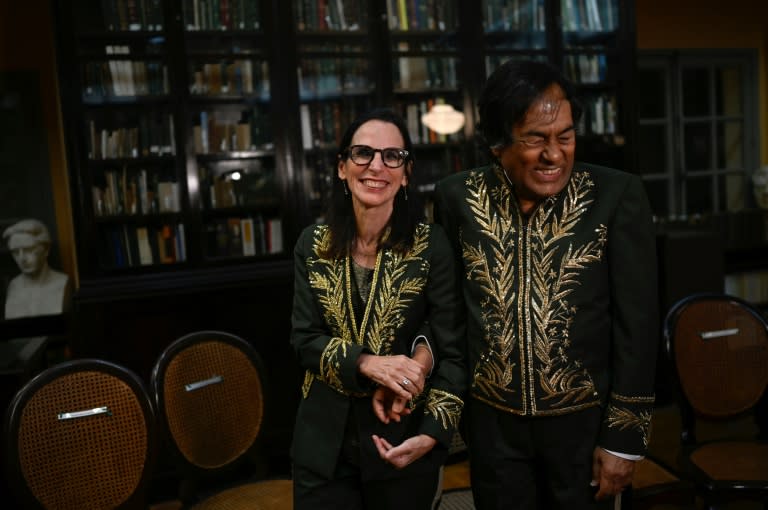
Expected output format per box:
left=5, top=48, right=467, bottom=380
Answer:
left=433, top=59, right=658, bottom=509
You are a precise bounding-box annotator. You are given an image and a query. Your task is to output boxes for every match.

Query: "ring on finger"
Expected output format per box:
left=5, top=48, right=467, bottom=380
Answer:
left=401, top=378, right=411, bottom=386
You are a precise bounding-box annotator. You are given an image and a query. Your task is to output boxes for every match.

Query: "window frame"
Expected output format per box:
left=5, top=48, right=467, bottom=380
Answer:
left=636, top=49, right=760, bottom=218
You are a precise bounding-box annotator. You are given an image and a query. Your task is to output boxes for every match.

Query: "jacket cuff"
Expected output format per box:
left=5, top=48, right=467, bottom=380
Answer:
left=599, top=392, right=655, bottom=456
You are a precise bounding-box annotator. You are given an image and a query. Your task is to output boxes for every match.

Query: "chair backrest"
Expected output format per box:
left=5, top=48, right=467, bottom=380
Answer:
left=151, top=330, right=266, bottom=475
left=664, top=293, right=768, bottom=431
left=4, top=358, right=156, bottom=510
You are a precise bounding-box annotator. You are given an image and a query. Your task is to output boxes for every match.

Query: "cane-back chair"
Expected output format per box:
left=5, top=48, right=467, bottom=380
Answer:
left=664, top=293, right=768, bottom=508
left=4, top=358, right=156, bottom=509
left=151, top=330, right=292, bottom=509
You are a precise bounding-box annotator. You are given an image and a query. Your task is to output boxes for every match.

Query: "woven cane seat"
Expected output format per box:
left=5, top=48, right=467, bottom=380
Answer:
left=152, top=331, right=292, bottom=510
left=192, top=479, right=293, bottom=510
left=664, top=293, right=768, bottom=506
left=162, top=339, right=263, bottom=468
left=672, top=298, right=768, bottom=417
left=6, top=359, right=155, bottom=509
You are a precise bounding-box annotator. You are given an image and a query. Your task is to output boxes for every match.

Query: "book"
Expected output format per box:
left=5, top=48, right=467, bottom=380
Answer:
left=157, top=224, right=176, bottom=263
left=241, top=217, right=256, bottom=256
left=175, top=223, right=186, bottom=262
left=300, top=104, right=313, bottom=150
left=227, top=217, right=243, bottom=256
left=267, top=218, right=283, bottom=254
left=136, top=226, right=154, bottom=265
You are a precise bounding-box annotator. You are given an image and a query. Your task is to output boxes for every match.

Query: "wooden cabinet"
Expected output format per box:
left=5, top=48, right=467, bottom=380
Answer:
left=53, top=0, right=637, bottom=291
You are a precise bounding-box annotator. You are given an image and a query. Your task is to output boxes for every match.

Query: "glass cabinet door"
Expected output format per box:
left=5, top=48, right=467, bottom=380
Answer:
left=559, top=0, right=622, bottom=139
left=293, top=0, right=375, bottom=221
left=386, top=0, right=465, bottom=217
left=482, top=0, right=548, bottom=75
left=183, top=2, right=284, bottom=260
left=73, top=0, right=187, bottom=271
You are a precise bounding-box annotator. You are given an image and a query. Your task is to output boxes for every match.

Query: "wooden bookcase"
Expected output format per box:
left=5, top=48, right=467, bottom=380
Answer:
left=50, top=0, right=638, bottom=472
left=52, top=0, right=637, bottom=293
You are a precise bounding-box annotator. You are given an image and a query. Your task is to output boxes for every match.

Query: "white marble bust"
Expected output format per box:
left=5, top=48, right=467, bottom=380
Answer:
left=3, top=218, right=71, bottom=319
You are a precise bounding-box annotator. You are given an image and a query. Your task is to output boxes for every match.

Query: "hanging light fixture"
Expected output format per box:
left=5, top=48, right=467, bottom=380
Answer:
left=420, top=104, right=466, bottom=135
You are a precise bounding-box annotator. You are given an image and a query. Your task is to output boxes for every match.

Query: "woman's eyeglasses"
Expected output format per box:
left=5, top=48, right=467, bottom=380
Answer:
left=345, top=145, right=409, bottom=168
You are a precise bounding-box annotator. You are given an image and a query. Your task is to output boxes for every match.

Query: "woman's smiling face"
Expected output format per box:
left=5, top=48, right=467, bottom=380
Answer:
left=338, top=119, right=409, bottom=213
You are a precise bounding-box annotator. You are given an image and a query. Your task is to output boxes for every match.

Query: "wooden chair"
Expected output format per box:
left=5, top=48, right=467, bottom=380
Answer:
left=4, top=358, right=156, bottom=509
left=150, top=330, right=292, bottom=510
left=664, top=293, right=768, bottom=509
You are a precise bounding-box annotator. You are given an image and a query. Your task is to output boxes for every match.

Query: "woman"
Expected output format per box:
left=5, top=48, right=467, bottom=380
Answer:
left=290, top=108, right=465, bottom=509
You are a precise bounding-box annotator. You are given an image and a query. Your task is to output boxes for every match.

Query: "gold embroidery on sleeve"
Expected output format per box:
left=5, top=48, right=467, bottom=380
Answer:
left=425, top=389, right=464, bottom=430
left=606, top=404, right=654, bottom=448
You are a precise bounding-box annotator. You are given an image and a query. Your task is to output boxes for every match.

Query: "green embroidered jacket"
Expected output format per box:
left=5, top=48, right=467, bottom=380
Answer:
left=434, top=163, right=658, bottom=456
left=290, top=222, right=466, bottom=479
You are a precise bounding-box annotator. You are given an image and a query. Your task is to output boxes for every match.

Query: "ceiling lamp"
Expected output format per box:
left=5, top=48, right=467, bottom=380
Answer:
left=420, top=104, right=466, bottom=135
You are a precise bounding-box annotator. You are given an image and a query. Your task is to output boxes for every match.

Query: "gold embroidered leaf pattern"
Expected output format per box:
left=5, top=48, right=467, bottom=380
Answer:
left=365, top=224, right=430, bottom=355
left=607, top=405, right=654, bottom=448
left=462, top=167, right=608, bottom=410
left=528, top=171, right=604, bottom=407
left=307, top=226, right=354, bottom=392
left=461, top=170, right=519, bottom=395
left=319, top=336, right=350, bottom=390
left=425, top=389, right=464, bottom=430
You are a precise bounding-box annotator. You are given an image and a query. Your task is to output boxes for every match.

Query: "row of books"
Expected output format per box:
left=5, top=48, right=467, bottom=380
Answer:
left=564, top=54, right=608, bottom=84
left=86, top=114, right=175, bottom=160
left=725, top=270, right=768, bottom=306
left=183, top=0, right=261, bottom=31
left=101, top=223, right=186, bottom=269
left=295, top=0, right=364, bottom=32
left=386, top=0, right=458, bottom=32
left=393, top=54, right=459, bottom=92
left=300, top=100, right=367, bottom=149
left=205, top=216, right=283, bottom=258
left=92, top=168, right=181, bottom=217
left=579, top=94, right=618, bottom=135
left=298, top=59, right=372, bottom=100
left=83, top=58, right=169, bottom=99
left=189, top=60, right=270, bottom=98
left=101, top=0, right=164, bottom=32
left=561, top=0, right=618, bottom=32
left=192, top=110, right=273, bottom=154
left=484, top=0, right=546, bottom=32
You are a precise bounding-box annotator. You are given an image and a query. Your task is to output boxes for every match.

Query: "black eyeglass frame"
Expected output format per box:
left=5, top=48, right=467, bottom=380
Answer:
left=342, top=145, right=411, bottom=168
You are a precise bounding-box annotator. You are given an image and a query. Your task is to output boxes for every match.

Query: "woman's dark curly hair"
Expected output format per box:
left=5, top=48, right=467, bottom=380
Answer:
left=477, top=59, right=583, bottom=153
left=320, top=107, right=422, bottom=260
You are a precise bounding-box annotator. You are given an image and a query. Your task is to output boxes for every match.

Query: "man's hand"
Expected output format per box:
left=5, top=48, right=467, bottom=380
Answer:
left=592, top=448, right=635, bottom=500
left=372, top=386, right=411, bottom=424
left=372, top=433, right=437, bottom=469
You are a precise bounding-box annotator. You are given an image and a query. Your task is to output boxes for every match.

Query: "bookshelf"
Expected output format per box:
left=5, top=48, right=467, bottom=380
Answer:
left=480, top=0, right=636, bottom=171
left=54, top=0, right=637, bottom=290
left=292, top=0, right=376, bottom=221
left=385, top=0, right=467, bottom=212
